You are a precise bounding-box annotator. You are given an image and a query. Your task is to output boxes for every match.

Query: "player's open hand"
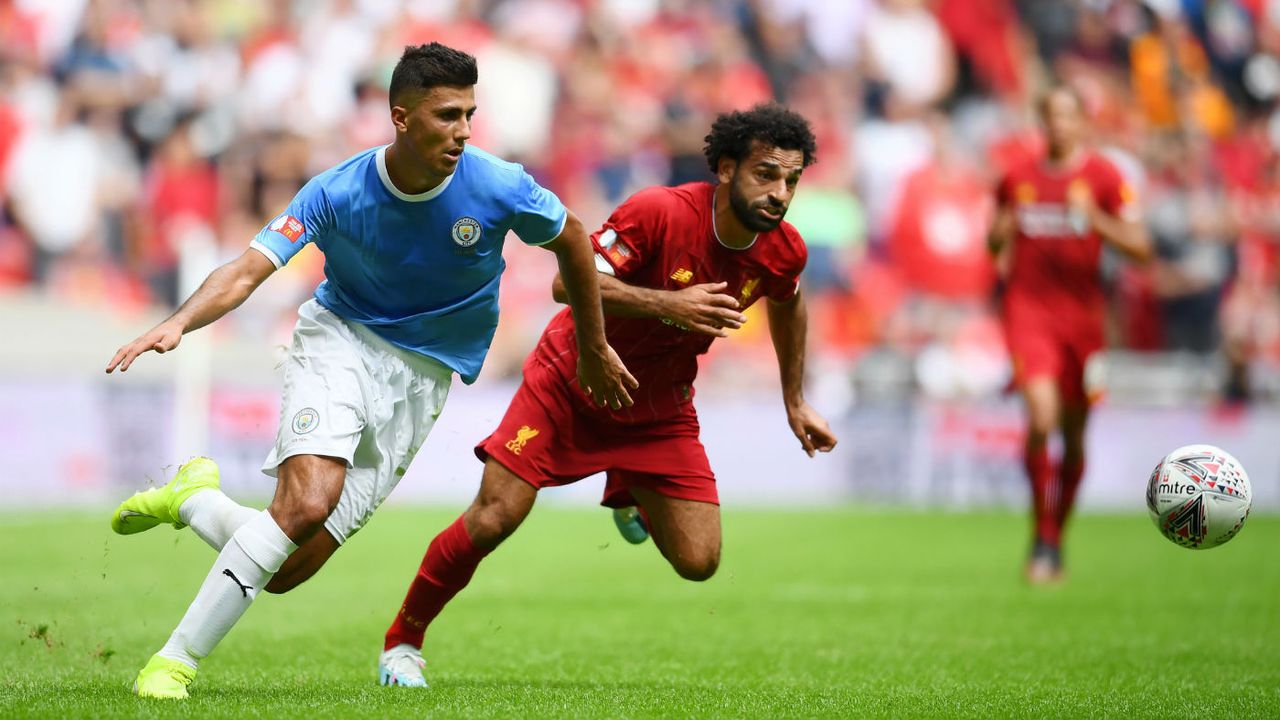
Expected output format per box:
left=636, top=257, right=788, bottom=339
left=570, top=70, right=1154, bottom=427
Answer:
left=577, top=343, right=639, bottom=410
left=785, top=401, right=837, bottom=458
left=667, top=282, right=748, bottom=337
left=105, top=320, right=184, bottom=373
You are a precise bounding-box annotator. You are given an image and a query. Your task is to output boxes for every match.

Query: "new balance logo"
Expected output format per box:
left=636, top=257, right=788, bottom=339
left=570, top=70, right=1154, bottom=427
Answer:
left=223, top=569, right=253, bottom=597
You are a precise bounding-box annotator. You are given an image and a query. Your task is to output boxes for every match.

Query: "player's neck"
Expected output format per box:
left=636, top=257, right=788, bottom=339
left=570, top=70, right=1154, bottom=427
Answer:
left=384, top=141, right=450, bottom=195
left=712, top=185, right=758, bottom=250
left=1044, top=145, right=1084, bottom=170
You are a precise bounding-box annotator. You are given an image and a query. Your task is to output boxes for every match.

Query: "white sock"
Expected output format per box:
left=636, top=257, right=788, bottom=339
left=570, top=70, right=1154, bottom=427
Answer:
left=179, top=490, right=259, bottom=551
left=157, top=510, right=297, bottom=669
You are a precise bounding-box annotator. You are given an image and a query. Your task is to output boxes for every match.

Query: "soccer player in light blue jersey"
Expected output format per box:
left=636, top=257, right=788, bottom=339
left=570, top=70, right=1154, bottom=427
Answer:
left=103, top=43, right=637, bottom=699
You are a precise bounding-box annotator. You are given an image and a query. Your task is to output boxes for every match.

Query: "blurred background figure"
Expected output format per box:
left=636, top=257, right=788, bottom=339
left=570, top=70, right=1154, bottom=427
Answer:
left=989, top=86, right=1152, bottom=583
left=4, top=0, right=1280, bottom=513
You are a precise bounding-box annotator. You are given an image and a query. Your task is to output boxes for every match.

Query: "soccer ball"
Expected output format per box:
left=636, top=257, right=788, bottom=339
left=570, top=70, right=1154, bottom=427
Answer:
left=1146, top=444, right=1251, bottom=550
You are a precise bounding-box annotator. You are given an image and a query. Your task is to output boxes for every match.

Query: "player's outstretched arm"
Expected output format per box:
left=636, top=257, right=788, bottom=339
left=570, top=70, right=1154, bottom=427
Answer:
left=765, top=290, right=837, bottom=457
left=541, top=211, right=638, bottom=409
left=552, top=275, right=747, bottom=337
left=105, top=249, right=277, bottom=373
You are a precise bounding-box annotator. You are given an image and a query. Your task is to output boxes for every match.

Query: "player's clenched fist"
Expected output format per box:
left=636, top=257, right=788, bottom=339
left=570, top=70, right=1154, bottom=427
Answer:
left=665, top=282, right=748, bottom=337
left=105, top=320, right=185, bottom=373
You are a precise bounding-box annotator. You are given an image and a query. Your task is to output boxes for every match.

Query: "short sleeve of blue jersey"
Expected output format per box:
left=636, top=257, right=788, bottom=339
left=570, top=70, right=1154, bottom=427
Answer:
left=508, top=171, right=567, bottom=246
left=249, top=179, right=334, bottom=268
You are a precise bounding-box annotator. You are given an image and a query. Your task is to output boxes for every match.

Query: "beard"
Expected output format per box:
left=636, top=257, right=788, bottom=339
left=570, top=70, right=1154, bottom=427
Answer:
left=728, top=175, right=786, bottom=233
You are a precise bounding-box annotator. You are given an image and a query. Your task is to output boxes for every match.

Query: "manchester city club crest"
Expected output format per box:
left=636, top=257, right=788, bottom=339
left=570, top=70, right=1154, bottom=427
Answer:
left=292, top=407, right=319, bottom=435
left=452, top=217, right=482, bottom=247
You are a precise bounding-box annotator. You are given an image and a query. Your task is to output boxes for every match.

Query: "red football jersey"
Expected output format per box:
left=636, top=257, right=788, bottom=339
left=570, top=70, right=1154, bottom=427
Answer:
left=532, top=182, right=807, bottom=423
left=997, top=152, right=1138, bottom=324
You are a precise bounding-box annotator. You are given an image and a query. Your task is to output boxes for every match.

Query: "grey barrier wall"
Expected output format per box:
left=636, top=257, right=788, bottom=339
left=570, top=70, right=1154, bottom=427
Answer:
left=2, top=379, right=1275, bottom=511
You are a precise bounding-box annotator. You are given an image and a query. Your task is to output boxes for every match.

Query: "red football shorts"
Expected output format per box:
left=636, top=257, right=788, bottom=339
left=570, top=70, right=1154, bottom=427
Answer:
left=475, top=361, right=719, bottom=507
left=1004, top=306, right=1105, bottom=406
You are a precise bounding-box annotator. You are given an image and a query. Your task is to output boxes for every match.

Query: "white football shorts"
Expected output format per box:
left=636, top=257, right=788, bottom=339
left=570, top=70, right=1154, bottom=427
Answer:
left=262, top=299, right=452, bottom=544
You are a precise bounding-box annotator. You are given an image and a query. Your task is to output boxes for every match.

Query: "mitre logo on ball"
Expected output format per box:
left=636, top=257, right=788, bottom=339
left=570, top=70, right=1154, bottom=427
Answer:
left=1146, top=444, right=1252, bottom=550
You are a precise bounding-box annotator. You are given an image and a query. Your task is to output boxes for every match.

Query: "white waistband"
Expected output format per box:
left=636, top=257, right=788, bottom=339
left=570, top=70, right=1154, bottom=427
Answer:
left=301, top=299, right=454, bottom=382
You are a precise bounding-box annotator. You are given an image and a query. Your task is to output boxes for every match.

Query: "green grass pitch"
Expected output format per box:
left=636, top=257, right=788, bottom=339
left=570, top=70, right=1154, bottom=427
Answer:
left=0, top=507, right=1277, bottom=718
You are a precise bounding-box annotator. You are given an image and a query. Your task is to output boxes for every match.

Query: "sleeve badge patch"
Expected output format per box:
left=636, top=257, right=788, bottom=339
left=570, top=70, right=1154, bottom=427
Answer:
left=606, top=243, right=632, bottom=266
left=1015, top=182, right=1036, bottom=204
left=271, top=214, right=306, bottom=243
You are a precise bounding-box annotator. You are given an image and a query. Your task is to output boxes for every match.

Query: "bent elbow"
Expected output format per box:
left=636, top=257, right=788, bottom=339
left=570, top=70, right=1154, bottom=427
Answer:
left=1133, top=233, right=1156, bottom=264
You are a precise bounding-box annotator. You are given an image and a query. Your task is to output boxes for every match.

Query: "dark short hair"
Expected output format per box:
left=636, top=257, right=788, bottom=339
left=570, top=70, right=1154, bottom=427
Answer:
left=703, top=103, right=817, bottom=173
left=1036, top=84, right=1084, bottom=118
left=388, top=43, right=478, bottom=107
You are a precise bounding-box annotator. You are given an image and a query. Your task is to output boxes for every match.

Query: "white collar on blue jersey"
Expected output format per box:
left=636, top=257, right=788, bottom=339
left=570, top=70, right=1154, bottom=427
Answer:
left=376, top=145, right=455, bottom=202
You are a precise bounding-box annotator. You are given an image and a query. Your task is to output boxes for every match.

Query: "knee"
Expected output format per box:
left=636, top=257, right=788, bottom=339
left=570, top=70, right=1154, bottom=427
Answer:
left=273, top=495, right=337, bottom=540
left=294, top=495, right=337, bottom=529
left=1061, top=445, right=1086, bottom=464
left=1025, top=420, right=1054, bottom=446
left=1023, top=390, right=1059, bottom=441
left=672, top=550, right=720, bottom=582
left=1061, top=427, right=1087, bottom=459
left=465, top=497, right=527, bottom=547
left=274, top=456, right=344, bottom=540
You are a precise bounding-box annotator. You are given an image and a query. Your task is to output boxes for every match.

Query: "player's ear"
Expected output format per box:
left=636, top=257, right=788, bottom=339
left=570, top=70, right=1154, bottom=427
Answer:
left=716, top=157, right=737, bottom=185
left=390, top=104, right=410, bottom=134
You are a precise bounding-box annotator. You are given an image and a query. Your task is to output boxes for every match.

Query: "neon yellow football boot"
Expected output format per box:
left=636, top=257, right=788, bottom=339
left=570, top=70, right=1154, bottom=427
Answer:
left=133, top=654, right=196, bottom=699
left=111, top=457, right=221, bottom=535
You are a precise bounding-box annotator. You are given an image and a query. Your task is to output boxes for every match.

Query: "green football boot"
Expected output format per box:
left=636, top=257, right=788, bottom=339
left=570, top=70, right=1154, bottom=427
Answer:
left=612, top=506, right=650, bottom=545
left=133, top=654, right=196, bottom=699
left=110, top=457, right=220, bottom=535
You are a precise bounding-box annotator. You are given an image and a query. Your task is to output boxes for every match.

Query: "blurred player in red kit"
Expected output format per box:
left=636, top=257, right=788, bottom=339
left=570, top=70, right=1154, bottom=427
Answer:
left=989, top=86, right=1151, bottom=583
left=375, top=104, right=838, bottom=685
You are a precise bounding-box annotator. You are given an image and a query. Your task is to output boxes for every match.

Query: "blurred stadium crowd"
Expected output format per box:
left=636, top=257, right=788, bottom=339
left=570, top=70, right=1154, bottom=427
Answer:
left=4, top=0, right=1280, bottom=401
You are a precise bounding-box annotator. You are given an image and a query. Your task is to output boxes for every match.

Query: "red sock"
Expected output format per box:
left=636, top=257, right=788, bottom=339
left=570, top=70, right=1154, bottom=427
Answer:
left=1025, top=445, right=1059, bottom=546
left=1057, top=455, right=1086, bottom=533
left=384, top=515, right=491, bottom=651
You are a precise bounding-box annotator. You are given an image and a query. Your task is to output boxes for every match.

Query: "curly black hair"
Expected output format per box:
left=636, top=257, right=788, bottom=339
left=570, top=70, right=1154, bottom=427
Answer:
left=389, top=43, right=478, bottom=107
left=703, top=103, right=817, bottom=174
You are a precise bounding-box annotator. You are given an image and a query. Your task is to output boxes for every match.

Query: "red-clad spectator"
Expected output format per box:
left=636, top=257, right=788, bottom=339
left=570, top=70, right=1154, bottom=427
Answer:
left=138, top=120, right=218, bottom=305
left=890, top=156, right=995, bottom=300
left=238, top=0, right=296, bottom=69
left=936, top=0, right=1026, bottom=100
left=389, top=7, right=495, bottom=59
left=0, top=0, right=43, bottom=62
left=0, top=99, right=22, bottom=191
left=0, top=224, right=31, bottom=287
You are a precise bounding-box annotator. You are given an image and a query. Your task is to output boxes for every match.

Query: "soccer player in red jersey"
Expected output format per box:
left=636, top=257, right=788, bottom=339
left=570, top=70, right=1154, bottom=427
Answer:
left=375, top=104, right=838, bottom=685
left=989, top=86, right=1152, bottom=583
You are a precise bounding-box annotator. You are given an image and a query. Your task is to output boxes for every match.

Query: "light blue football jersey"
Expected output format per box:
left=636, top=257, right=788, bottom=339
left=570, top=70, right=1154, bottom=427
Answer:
left=251, top=145, right=567, bottom=384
